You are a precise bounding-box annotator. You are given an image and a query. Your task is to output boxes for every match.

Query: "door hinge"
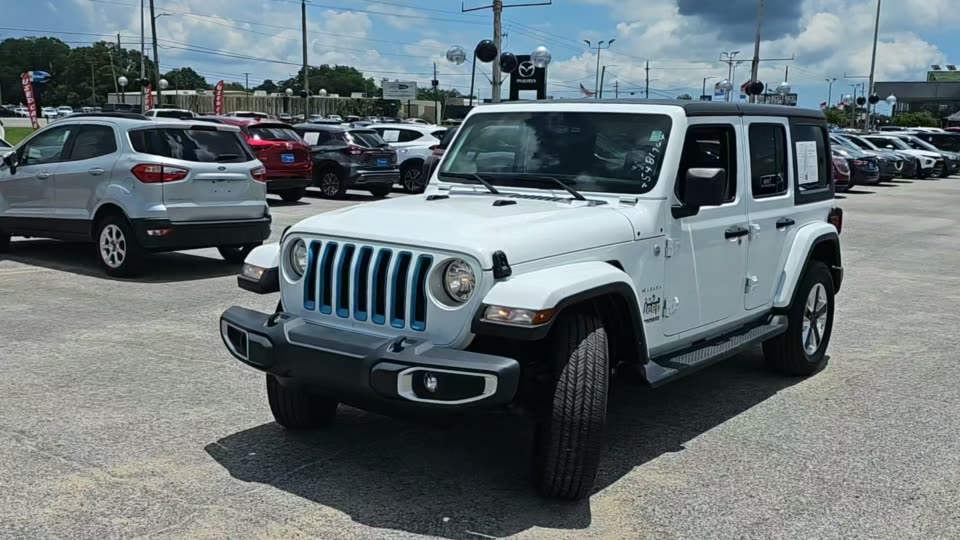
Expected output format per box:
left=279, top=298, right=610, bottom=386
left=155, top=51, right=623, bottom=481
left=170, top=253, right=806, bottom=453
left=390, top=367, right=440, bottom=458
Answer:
left=665, top=237, right=677, bottom=258
left=745, top=275, right=759, bottom=293
left=749, top=223, right=761, bottom=239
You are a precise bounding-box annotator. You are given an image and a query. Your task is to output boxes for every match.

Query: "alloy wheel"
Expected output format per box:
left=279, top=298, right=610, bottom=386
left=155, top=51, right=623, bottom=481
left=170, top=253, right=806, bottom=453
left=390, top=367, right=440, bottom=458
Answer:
left=802, top=283, right=828, bottom=355
left=320, top=172, right=340, bottom=196
left=99, top=224, right=127, bottom=269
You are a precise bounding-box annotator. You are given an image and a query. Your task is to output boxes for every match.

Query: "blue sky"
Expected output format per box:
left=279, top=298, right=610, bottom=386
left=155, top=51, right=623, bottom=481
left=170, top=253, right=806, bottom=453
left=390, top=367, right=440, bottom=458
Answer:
left=3, top=0, right=960, bottom=111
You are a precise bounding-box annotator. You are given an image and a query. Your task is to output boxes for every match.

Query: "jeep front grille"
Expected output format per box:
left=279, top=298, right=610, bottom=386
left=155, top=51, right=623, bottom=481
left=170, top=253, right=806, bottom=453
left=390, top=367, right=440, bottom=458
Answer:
left=302, top=241, right=433, bottom=331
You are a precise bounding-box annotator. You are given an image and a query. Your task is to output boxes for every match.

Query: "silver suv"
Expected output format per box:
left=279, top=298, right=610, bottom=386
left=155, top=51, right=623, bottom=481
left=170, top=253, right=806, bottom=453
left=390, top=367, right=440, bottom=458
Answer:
left=0, top=113, right=271, bottom=276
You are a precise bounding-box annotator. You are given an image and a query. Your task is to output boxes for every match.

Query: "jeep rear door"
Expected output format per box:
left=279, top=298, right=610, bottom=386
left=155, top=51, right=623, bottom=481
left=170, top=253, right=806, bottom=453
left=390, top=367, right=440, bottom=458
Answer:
left=127, top=124, right=266, bottom=222
left=742, top=118, right=793, bottom=311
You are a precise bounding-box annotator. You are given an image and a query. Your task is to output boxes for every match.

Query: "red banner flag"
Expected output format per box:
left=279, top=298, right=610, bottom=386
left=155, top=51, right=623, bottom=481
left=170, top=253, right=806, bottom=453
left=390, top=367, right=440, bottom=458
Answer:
left=214, top=80, right=225, bottom=115
left=21, top=72, right=39, bottom=129
left=145, top=84, right=154, bottom=110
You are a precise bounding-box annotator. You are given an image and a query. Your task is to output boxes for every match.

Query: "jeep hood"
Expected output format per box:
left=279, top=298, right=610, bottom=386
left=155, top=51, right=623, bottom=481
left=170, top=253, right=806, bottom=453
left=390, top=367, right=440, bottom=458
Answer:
left=290, top=194, right=644, bottom=268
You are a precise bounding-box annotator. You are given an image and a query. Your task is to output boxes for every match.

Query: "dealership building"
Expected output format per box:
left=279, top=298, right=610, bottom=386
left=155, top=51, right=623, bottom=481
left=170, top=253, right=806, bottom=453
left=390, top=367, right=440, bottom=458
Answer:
left=875, top=67, right=960, bottom=124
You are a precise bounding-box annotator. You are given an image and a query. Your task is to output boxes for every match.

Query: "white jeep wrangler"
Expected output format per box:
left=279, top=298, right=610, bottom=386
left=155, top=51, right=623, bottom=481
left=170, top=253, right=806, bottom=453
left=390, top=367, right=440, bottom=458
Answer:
left=220, top=100, right=843, bottom=500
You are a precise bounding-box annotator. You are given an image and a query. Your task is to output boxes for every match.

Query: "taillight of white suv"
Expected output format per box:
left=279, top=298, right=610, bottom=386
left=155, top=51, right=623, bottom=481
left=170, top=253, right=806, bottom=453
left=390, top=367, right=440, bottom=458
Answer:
left=131, top=164, right=189, bottom=183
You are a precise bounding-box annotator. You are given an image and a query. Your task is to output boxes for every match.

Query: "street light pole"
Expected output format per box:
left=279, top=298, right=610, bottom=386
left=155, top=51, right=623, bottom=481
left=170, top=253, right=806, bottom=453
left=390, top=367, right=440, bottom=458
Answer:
left=301, top=0, right=310, bottom=119
left=702, top=76, right=716, bottom=100
left=748, top=0, right=765, bottom=103
left=585, top=39, right=614, bottom=99
left=866, top=0, right=882, bottom=130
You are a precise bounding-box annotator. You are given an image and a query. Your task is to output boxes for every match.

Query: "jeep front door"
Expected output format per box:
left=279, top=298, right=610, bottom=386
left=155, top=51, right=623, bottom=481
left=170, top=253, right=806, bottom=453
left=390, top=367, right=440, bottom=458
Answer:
left=664, top=120, right=749, bottom=337
left=743, top=119, right=793, bottom=310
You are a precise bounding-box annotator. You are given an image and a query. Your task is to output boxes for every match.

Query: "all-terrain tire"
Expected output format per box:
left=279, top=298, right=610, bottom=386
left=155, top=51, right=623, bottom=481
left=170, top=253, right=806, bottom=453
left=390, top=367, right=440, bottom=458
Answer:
left=266, top=374, right=338, bottom=429
left=217, top=243, right=260, bottom=264
left=532, top=309, right=609, bottom=500
left=763, top=261, right=835, bottom=376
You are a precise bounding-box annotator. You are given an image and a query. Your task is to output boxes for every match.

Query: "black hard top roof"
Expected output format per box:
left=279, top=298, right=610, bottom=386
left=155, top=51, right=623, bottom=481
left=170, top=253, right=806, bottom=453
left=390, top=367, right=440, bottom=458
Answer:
left=498, top=99, right=826, bottom=120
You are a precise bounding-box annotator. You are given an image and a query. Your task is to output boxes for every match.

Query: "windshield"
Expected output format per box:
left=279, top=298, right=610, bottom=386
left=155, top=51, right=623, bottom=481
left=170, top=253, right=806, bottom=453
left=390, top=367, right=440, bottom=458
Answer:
left=845, top=135, right=878, bottom=151
left=905, top=137, right=939, bottom=151
left=925, top=134, right=960, bottom=152
left=867, top=136, right=909, bottom=150
left=439, top=112, right=672, bottom=194
left=831, top=136, right=862, bottom=152
left=247, top=125, right=301, bottom=142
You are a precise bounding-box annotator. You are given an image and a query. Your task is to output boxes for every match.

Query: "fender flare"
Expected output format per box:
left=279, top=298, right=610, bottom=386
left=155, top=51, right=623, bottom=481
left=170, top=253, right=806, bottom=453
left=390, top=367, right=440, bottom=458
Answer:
left=774, top=223, right=841, bottom=308
left=238, top=242, right=280, bottom=294
left=471, top=261, right=648, bottom=352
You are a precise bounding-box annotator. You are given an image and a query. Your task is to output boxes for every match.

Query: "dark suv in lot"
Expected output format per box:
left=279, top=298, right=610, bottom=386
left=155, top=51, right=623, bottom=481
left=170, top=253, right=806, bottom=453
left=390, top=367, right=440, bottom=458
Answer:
left=292, top=123, right=399, bottom=198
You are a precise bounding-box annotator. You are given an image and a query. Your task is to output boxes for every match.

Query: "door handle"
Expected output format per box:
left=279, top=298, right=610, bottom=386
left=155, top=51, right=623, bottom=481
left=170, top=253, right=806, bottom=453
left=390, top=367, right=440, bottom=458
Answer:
left=776, top=218, right=796, bottom=230
left=36, top=171, right=51, bottom=180
left=88, top=168, right=105, bottom=176
left=724, top=225, right=750, bottom=240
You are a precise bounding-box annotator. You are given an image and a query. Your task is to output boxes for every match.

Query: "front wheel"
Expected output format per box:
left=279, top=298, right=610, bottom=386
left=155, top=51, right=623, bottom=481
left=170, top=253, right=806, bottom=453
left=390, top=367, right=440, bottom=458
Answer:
left=531, top=309, right=609, bottom=500
left=96, top=215, right=145, bottom=277
left=266, top=374, right=338, bottom=429
left=401, top=162, right=426, bottom=193
left=763, top=261, right=835, bottom=376
left=368, top=185, right=391, bottom=198
left=217, top=243, right=260, bottom=264
left=315, top=168, right=344, bottom=199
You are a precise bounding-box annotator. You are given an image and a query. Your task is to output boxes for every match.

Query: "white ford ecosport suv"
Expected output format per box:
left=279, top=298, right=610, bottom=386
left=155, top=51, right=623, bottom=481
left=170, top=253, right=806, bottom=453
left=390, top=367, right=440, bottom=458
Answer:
left=221, top=100, right=843, bottom=500
left=0, top=113, right=271, bottom=276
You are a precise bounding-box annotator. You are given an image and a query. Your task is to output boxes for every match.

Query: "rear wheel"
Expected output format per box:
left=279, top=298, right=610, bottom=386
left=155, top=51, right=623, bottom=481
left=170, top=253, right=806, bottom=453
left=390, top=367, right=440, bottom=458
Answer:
left=0, top=230, right=9, bottom=253
left=763, top=261, right=835, bottom=376
left=401, top=161, right=426, bottom=193
left=368, top=185, right=391, bottom=198
left=96, top=214, right=145, bottom=277
left=279, top=187, right=305, bottom=203
left=532, top=309, right=609, bottom=500
left=266, top=374, right=338, bottom=429
left=315, top=168, right=344, bottom=199
left=217, top=243, right=260, bottom=264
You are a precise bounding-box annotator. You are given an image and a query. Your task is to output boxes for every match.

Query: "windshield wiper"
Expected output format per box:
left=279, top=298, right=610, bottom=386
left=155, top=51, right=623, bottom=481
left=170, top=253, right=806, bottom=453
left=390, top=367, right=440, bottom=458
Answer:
left=520, top=174, right=586, bottom=201
left=437, top=172, right=500, bottom=194
left=215, top=153, right=241, bottom=162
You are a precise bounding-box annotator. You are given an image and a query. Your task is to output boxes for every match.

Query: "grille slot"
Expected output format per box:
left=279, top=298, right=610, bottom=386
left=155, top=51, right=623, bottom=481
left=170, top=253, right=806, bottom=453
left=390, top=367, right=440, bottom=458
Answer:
left=302, top=240, right=434, bottom=331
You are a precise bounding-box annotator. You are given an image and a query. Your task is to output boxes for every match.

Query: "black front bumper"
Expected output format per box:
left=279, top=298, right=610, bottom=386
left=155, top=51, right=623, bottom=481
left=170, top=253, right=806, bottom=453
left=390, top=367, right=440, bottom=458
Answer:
left=266, top=176, right=313, bottom=192
left=132, top=217, right=271, bottom=251
left=220, top=306, right=520, bottom=414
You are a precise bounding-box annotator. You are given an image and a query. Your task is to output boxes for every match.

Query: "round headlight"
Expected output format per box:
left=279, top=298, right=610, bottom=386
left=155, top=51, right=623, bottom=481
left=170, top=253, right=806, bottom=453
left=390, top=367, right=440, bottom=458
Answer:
left=289, top=239, right=307, bottom=278
left=443, top=259, right=476, bottom=303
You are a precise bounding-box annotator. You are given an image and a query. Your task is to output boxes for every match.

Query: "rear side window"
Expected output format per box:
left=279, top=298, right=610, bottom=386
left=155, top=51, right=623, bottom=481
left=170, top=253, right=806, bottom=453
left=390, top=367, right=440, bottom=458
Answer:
left=129, top=127, right=253, bottom=163
left=749, top=124, right=787, bottom=198
left=300, top=131, right=330, bottom=145
left=68, top=125, right=117, bottom=161
left=347, top=130, right=386, bottom=148
left=247, top=125, right=301, bottom=142
left=677, top=125, right=738, bottom=203
left=791, top=122, right=832, bottom=204
left=431, top=130, right=447, bottom=139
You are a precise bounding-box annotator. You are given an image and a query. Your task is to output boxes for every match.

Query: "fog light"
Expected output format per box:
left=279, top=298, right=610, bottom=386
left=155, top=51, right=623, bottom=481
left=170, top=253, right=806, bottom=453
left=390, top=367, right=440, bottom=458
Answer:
left=423, top=372, right=438, bottom=393
left=483, top=305, right=554, bottom=325
left=146, top=228, right=172, bottom=237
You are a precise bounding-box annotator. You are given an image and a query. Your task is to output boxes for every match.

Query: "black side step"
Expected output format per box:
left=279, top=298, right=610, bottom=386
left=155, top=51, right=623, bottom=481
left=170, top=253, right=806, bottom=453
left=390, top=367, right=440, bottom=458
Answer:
left=647, top=316, right=788, bottom=387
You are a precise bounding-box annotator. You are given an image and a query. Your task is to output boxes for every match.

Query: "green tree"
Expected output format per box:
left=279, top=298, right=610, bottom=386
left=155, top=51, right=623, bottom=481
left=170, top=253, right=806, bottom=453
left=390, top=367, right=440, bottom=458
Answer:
left=892, top=110, right=940, bottom=127
left=253, top=79, right=278, bottom=93
left=223, top=82, right=246, bottom=91
left=162, top=67, right=210, bottom=90
left=824, top=106, right=848, bottom=127
left=417, top=87, right=461, bottom=101
left=280, top=65, right=378, bottom=97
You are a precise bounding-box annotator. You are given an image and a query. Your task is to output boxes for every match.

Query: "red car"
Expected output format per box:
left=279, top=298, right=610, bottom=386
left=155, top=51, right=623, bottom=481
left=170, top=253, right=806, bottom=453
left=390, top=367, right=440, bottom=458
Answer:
left=210, top=117, right=313, bottom=202
left=832, top=149, right=852, bottom=193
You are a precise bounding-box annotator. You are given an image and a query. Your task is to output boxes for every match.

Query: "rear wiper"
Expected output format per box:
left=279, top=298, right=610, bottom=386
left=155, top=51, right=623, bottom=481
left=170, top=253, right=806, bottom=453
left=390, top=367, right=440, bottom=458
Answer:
left=521, top=174, right=586, bottom=201
left=215, top=153, right=241, bottom=162
left=437, top=172, right=500, bottom=194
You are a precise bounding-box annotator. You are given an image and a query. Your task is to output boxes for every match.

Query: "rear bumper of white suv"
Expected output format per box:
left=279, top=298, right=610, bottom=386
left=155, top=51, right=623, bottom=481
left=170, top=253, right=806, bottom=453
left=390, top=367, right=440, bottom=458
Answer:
left=132, top=216, right=271, bottom=251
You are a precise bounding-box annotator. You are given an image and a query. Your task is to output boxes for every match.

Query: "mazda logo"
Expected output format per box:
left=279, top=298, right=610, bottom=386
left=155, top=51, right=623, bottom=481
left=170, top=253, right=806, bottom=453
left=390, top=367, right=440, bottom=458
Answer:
left=518, top=61, right=535, bottom=78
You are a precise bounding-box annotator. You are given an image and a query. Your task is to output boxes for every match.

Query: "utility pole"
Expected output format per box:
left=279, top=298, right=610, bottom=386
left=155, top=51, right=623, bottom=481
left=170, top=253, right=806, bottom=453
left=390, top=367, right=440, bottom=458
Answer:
left=599, top=65, right=606, bottom=99
left=301, top=0, right=310, bottom=117
left=149, top=0, right=161, bottom=107
left=866, top=0, right=882, bottom=130
left=850, top=84, right=859, bottom=128
left=140, top=0, right=146, bottom=111
left=91, top=63, right=97, bottom=105
left=244, top=73, right=250, bottom=92
left=645, top=60, right=650, bottom=99
left=748, top=0, right=765, bottom=103
left=614, top=80, right=618, bottom=99
left=462, top=0, right=552, bottom=103
left=583, top=39, right=614, bottom=99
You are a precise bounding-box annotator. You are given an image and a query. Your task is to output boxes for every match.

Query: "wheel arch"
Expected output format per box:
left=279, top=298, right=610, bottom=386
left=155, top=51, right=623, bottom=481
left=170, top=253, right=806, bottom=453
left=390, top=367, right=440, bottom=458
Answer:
left=774, top=225, right=842, bottom=309
left=90, top=202, right=129, bottom=240
left=472, top=261, right=650, bottom=368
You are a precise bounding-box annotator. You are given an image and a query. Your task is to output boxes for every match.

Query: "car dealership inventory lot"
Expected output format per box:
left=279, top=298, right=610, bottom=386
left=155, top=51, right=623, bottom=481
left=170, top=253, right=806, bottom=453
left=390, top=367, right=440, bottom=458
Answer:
left=2, top=181, right=960, bottom=538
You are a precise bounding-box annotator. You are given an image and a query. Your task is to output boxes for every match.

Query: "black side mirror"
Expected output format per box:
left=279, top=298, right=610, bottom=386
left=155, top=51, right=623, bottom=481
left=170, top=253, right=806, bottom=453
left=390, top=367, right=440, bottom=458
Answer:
left=2, top=153, right=17, bottom=175
left=673, top=167, right=727, bottom=218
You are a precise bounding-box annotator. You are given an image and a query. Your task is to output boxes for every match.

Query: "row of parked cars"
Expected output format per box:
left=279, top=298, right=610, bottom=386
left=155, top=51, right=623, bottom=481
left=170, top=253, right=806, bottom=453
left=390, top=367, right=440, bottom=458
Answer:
left=829, top=128, right=960, bottom=191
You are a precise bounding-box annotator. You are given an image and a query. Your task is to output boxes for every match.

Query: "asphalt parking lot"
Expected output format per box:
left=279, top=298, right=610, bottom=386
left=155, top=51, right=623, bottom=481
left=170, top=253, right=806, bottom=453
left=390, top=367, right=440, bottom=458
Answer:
left=2, top=179, right=960, bottom=539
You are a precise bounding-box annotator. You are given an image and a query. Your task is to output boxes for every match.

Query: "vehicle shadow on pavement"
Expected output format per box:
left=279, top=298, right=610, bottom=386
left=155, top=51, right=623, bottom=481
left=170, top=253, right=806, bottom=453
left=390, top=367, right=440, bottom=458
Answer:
left=1, top=239, right=239, bottom=283
left=303, top=188, right=399, bottom=202
left=205, top=348, right=802, bottom=538
left=845, top=189, right=875, bottom=195
left=266, top=198, right=310, bottom=207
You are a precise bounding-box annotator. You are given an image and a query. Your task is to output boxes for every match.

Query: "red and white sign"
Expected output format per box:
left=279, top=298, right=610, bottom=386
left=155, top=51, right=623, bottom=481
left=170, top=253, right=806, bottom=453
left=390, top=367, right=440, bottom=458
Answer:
left=145, top=84, right=154, bottom=110
left=21, top=72, right=39, bottom=129
left=214, top=80, right=225, bottom=115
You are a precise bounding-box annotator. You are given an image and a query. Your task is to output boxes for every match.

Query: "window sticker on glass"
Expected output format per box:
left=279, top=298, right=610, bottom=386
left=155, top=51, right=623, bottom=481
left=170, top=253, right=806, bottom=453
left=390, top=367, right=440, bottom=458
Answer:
left=795, top=140, right=819, bottom=185
left=303, top=132, right=320, bottom=145
left=382, top=130, right=400, bottom=142
left=650, top=130, right=664, bottom=142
